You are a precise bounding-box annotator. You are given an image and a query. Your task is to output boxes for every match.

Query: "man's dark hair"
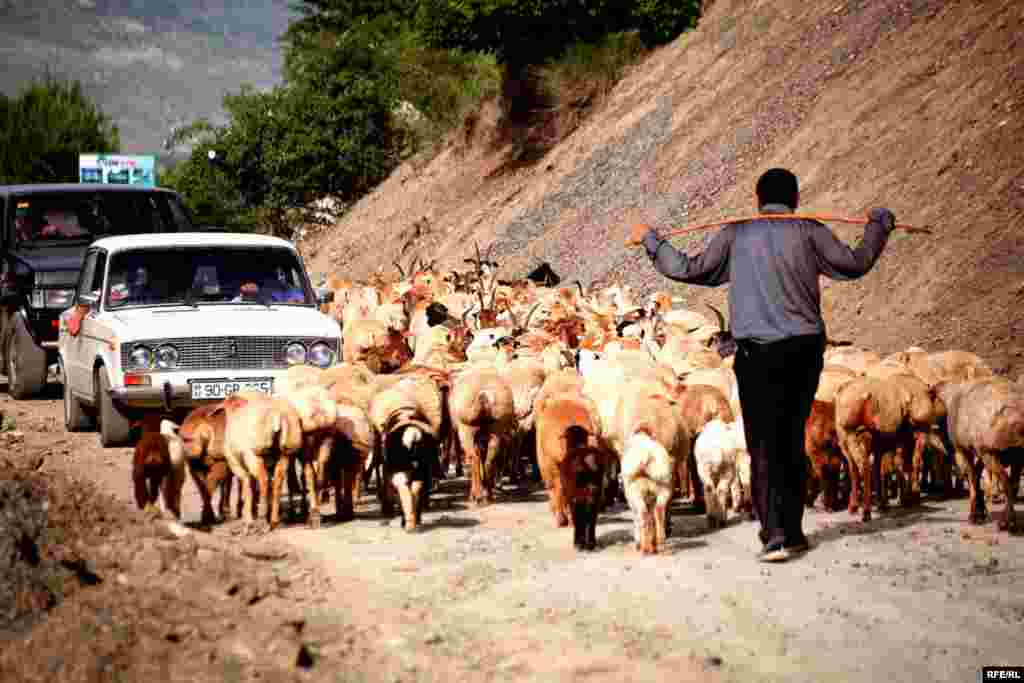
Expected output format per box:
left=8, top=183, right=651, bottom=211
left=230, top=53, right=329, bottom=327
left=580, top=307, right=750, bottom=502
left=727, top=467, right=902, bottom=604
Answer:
left=756, top=168, right=799, bottom=208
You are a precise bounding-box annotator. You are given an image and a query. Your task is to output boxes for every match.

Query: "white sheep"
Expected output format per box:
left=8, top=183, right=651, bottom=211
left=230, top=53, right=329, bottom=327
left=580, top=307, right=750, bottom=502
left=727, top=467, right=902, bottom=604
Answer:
left=693, top=417, right=749, bottom=529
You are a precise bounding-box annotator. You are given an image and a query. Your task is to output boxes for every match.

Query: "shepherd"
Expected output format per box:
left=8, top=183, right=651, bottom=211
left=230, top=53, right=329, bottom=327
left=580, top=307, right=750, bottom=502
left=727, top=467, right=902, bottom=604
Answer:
left=625, top=168, right=896, bottom=562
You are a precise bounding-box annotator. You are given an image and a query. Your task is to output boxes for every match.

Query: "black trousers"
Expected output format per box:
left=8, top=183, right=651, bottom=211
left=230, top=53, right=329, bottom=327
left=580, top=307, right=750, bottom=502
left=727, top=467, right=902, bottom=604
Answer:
left=733, top=333, right=825, bottom=547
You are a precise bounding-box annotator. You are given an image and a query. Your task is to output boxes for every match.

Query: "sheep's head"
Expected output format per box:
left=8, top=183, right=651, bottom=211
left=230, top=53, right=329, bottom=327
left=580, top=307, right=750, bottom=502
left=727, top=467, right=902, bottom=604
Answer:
left=705, top=304, right=737, bottom=358
left=425, top=301, right=451, bottom=327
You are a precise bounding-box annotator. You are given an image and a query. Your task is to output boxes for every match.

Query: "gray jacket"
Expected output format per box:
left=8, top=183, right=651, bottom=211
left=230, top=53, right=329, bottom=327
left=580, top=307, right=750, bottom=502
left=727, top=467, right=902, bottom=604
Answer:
left=641, top=204, right=894, bottom=343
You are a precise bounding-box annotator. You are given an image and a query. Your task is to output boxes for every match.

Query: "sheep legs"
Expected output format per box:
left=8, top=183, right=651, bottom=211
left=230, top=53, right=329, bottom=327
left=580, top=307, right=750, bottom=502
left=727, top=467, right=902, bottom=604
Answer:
left=981, top=450, right=1019, bottom=533
left=955, top=447, right=987, bottom=524
left=842, top=433, right=873, bottom=522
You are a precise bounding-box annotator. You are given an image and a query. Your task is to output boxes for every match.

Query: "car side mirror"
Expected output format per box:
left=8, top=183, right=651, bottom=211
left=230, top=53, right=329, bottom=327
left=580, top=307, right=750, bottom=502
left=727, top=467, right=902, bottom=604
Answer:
left=78, top=291, right=99, bottom=308
left=316, top=287, right=334, bottom=305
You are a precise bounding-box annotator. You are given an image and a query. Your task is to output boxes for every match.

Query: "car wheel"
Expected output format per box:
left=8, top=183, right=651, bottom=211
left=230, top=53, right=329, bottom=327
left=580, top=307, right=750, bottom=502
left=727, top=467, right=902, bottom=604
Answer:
left=95, top=367, right=132, bottom=447
left=6, top=317, right=47, bottom=400
left=61, top=357, right=93, bottom=432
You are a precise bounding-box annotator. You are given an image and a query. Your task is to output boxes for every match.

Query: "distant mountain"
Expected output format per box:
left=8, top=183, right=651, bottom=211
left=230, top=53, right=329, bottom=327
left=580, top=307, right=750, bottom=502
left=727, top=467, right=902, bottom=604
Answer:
left=0, top=0, right=296, bottom=157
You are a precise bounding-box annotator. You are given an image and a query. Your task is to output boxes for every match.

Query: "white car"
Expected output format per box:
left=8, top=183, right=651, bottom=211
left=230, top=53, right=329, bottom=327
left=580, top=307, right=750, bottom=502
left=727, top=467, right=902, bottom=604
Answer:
left=57, top=232, right=340, bottom=447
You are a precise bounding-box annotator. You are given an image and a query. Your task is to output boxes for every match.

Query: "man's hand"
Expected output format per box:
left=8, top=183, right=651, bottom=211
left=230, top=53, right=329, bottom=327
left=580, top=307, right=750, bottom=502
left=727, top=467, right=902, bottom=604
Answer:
left=625, top=222, right=653, bottom=247
left=867, top=207, right=895, bottom=232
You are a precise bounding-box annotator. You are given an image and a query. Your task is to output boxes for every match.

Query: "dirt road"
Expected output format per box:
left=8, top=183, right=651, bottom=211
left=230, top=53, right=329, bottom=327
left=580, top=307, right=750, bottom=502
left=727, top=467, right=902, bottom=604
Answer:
left=2, top=382, right=1022, bottom=682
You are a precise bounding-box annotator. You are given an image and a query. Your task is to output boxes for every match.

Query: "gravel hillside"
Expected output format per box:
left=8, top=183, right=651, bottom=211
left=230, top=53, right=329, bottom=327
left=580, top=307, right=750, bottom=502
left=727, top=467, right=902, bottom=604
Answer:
left=305, top=0, right=1024, bottom=376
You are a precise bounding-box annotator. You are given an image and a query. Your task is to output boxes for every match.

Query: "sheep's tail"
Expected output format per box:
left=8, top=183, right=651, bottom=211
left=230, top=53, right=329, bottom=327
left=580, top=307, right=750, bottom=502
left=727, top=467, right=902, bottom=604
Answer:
left=465, top=389, right=496, bottom=424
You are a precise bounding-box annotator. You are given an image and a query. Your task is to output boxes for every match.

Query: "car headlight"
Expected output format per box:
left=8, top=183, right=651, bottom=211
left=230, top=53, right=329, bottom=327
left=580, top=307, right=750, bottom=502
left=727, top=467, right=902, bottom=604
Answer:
left=154, top=344, right=180, bottom=369
left=285, top=341, right=307, bottom=365
left=308, top=342, right=334, bottom=368
left=129, top=345, right=153, bottom=369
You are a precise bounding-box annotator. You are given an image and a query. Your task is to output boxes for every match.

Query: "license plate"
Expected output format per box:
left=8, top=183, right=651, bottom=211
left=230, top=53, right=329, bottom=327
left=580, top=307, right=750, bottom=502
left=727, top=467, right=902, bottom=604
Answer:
left=190, top=378, right=274, bottom=400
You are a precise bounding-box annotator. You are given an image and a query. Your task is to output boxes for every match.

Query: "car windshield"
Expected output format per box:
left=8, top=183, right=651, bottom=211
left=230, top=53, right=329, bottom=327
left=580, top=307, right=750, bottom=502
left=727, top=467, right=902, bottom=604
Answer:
left=11, top=191, right=191, bottom=247
left=103, top=246, right=313, bottom=309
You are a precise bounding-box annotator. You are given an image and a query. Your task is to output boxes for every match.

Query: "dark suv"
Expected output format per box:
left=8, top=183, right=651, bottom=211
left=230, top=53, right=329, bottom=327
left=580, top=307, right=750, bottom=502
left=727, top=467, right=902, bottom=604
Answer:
left=0, top=184, right=194, bottom=398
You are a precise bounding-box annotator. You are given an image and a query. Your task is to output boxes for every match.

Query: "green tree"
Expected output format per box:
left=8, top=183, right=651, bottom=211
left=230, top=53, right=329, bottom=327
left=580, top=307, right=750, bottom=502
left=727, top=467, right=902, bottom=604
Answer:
left=0, top=76, right=120, bottom=184
left=413, top=0, right=699, bottom=119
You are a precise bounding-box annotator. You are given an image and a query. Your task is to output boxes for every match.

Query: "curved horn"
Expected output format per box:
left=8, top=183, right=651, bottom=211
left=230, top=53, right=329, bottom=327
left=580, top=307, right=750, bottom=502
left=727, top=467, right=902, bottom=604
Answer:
left=504, top=300, right=520, bottom=330
left=706, top=303, right=726, bottom=332
left=574, top=280, right=584, bottom=297
left=522, top=302, right=543, bottom=330
left=393, top=260, right=406, bottom=278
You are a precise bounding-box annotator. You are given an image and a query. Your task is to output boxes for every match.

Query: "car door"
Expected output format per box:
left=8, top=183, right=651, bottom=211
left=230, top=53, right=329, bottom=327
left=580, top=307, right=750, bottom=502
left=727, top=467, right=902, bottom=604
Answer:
left=66, top=249, right=105, bottom=396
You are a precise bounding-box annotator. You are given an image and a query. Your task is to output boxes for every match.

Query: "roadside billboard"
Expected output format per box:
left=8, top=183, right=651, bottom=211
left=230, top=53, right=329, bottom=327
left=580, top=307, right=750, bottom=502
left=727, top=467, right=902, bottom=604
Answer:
left=78, top=154, right=157, bottom=187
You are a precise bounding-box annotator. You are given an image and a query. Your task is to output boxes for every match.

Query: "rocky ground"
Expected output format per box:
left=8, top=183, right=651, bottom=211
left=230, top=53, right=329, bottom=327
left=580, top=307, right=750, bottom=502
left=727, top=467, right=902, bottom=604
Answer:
left=2, top=377, right=1023, bottom=683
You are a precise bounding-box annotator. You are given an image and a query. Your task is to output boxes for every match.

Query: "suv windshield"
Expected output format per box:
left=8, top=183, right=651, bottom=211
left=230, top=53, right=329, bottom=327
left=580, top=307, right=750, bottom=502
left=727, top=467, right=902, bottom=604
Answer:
left=12, top=191, right=191, bottom=247
left=103, top=246, right=313, bottom=309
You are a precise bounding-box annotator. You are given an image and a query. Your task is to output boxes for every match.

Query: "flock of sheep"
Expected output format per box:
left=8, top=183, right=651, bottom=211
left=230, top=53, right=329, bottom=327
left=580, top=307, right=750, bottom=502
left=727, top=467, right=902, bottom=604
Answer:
left=132, top=250, right=1024, bottom=553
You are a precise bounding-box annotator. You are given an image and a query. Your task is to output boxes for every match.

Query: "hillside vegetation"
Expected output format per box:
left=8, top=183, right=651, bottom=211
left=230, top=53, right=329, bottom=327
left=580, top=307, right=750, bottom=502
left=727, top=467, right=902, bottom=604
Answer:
left=304, top=0, right=1024, bottom=377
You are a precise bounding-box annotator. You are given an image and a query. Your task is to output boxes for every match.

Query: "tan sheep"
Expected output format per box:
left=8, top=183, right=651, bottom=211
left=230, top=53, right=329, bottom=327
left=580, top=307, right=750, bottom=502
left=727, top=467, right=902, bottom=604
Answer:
left=283, top=384, right=341, bottom=528
left=221, top=392, right=304, bottom=534
left=324, top=401, right=377, bottom=521
left=608, top=381, right=690, bottom=555
left=833, top=374, right=940, bottom=522
left=449, top=366, right=517, bottom=505
left=815, top=365, right=859, bottom=403
left=932, top=377, right=1024, bottom=531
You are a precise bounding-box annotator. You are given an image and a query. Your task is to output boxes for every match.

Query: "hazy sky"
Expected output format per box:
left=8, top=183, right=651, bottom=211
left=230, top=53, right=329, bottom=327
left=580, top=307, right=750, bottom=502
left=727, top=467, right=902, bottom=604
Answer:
left=0, top=0, right=299, bottom=153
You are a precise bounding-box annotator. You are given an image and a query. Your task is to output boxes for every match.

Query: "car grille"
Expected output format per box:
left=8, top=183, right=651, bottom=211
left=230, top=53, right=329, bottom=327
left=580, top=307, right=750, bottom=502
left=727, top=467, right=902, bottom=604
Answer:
left=120, top=336, right=339, bottom=372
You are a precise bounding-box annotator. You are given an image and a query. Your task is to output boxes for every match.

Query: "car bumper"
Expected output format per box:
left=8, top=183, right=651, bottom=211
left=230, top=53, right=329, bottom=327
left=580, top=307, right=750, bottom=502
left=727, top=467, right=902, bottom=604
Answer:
left=107, top=367, right=306, bottom=410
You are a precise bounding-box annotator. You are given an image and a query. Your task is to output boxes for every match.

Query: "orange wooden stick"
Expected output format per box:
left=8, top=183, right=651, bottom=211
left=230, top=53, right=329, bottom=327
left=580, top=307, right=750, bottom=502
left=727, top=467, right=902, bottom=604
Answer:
left=659, top=213, right=932, bottom=238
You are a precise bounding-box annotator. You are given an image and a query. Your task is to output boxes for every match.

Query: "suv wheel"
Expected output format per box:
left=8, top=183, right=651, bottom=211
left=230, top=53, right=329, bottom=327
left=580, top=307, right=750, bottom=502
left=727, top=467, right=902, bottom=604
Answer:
left=95, top=367, right=132, bottom=447
left=6, top=318, right=47, bottom=400
left=61, top=357, right=93, bottom=432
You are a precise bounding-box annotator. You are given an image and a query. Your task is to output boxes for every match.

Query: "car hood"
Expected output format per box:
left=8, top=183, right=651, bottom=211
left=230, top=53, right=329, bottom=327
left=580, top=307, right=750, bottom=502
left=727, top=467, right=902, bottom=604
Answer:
left=9, top=247, right=86, bottom=274
left=107, top=305, right=341, bottom=341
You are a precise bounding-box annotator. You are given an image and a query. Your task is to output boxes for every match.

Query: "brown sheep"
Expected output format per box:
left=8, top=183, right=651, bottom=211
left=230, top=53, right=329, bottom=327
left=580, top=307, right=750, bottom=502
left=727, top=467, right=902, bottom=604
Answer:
left=131, top=415, right=186, bottom=520
left=804, top=400, right=848, bottom=512
left=179, top=403, right=234, bottom=525
left=534, top=373, right=610, bottom=550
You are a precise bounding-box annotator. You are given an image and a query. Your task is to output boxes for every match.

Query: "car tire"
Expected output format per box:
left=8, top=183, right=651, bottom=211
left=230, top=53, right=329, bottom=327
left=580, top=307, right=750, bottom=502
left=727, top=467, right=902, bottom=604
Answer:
left=95, top=367, right=132, bottom=447
left=6, top=316, right=47, bottom=400
left=61, top=357, right=93, bottom=432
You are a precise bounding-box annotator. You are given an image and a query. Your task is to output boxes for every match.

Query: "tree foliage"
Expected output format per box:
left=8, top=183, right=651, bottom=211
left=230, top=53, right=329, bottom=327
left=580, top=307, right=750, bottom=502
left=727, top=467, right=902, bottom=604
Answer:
left=164, top=0, right=701, bottom=236
left=413, top=0, right=699, bottom=68
left=0, top=76, right=120, bottom=185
